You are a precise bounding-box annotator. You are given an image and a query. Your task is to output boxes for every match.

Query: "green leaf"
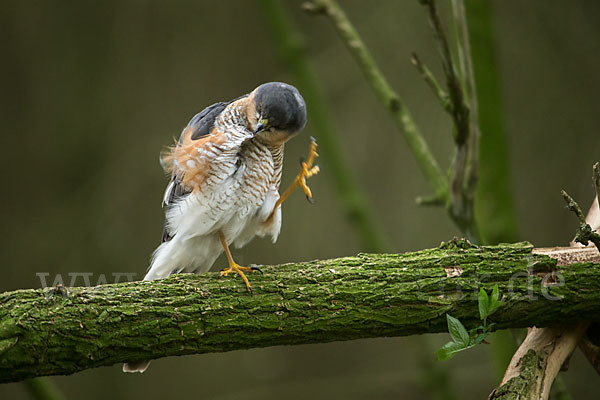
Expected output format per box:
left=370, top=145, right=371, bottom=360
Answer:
left=436, top=340, right=468, bottom=361
left=478, top=287, right=489, bottom=321
left=472, top=332, right=489, bottom=346
left=487, top=285, right=503, bottom=317
left=491, top=284, right=499, bottom=304
left=446, top=314, right=469, bottom=347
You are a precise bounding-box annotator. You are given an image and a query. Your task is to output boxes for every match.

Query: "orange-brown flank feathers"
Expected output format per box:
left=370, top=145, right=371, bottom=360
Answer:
left=161, top=126, right=227, bottom=192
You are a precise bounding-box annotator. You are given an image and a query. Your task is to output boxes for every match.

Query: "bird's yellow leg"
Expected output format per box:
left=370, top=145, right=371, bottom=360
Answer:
left=267, top=137, right=320, bottom=221
left=218, top=231, right=261, bottom=293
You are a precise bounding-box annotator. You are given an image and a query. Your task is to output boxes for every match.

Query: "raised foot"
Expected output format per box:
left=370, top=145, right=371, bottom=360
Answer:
left=296, top=137, right=320, bottom=201
left=266, top=138, right=320, bottom=222
left=218, top=264, right=262, bottom=293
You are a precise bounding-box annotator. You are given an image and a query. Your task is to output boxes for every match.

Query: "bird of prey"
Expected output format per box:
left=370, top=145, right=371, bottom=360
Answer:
left=123, top=82, right=318, bottom=373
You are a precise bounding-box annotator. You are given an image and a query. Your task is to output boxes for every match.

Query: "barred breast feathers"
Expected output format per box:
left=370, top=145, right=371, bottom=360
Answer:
left=160, top=97, right=253, bottom=194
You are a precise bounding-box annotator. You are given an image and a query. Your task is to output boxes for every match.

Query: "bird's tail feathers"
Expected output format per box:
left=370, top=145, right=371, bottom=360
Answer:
left=144, top=240, right=178, bottom=281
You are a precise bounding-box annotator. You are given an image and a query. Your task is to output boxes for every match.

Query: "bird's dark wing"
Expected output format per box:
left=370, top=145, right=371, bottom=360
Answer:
left=185, top=102, right=229, bottom=141
left=160, top=179, right=187, bottom=242
left=183, top=94, right=249, bottom=141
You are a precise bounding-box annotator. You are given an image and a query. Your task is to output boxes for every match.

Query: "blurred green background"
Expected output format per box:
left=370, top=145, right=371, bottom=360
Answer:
left=1, top=0, right=600, bottom=398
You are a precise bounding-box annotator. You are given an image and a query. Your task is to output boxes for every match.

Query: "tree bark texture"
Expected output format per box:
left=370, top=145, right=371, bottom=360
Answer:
left=489, top=324, right=588, bottom=400
left=1, top=241, right=599, bottom=383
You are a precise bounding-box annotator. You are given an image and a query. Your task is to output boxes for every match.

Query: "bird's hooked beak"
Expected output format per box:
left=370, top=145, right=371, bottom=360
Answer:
left=255, top=118, right=268, bottom=134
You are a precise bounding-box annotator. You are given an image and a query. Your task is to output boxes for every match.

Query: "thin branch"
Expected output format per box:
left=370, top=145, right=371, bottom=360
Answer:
left=562, top=190, right=588, bottom=221
left=415, top=192, right=446, bottom=207
left=419, top=0, right=479, bottom=241
left=450, top=0, right=477, bottom=110
left=410, top=52, right=451, bottom=112
left=450, top=0, right=480, bottom=210
left=562, top=190, right=600, bottom=251
left=421, top=0, right=469, bottom=143
left=302, top=0, right=448, bottom=199
left=258, top=0, right=388, bottom=252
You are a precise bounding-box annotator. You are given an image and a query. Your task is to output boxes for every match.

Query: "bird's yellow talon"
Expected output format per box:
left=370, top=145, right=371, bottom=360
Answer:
left=294, top=140, right=320, bottom=200
left=218, top=232, right=261, bottom=293
left=267, top=139, right=320, bottom=221
left=218, top=263, right=256, bottom=293
left=299, top=177, right=312, bottom=199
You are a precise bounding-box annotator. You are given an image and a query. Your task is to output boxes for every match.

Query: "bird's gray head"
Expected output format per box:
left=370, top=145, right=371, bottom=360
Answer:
left=252, top=82, right=307, bottom=140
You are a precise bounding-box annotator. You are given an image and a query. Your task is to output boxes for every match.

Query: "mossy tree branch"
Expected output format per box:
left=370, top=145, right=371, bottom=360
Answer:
left=1, top=242, right=600, bottom=383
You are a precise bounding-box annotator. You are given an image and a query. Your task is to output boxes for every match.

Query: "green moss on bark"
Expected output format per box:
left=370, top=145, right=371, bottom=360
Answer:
left=1, top=242, right=599, bottom=383
left=488, top=350, right=545, bottom=399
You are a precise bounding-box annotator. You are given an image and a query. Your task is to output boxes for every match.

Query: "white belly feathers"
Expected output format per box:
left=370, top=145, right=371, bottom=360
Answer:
left=144, top=139, right=282, bottom=281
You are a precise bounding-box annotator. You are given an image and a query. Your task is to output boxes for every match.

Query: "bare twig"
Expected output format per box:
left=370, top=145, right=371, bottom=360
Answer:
left=450, top=0, right=480, bottom=212
left=410, top=52, right=451, bottom=112
left=562, top=190, right=600, bottom=251
left=258, top=0, right=388, bottom=252
left=302, top=0, right=489, bottom=242
left=562, top=190, right=588, bottom=221
left=419, top=0, right=479, bottom=241
left=421, top=0, right=469, bottom=144
left=450, top=0, right=477, bottom=113
left=301, top=0, right=448, bottom=200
